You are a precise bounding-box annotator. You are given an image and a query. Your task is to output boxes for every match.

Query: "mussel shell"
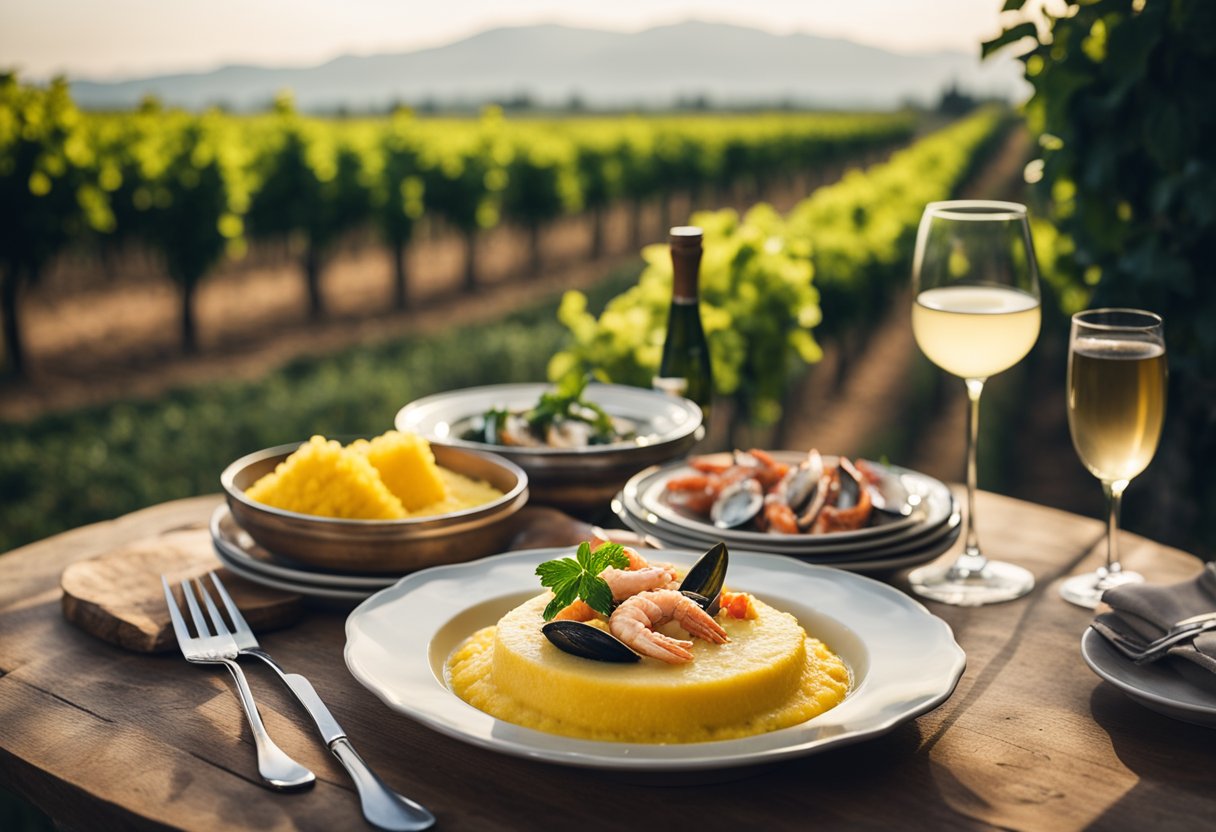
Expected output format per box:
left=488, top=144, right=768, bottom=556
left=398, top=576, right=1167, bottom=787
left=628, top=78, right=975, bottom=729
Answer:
left=541, top=620, right=640, bottom=663
left=710, top=478, right=764, bottom=529
left=869, top=471, right=917, bottom=520
left=782, top=449, right=825, bottom=513
left=835, top=458, right=862, bottom=510
left=679, top=541, right=728, bottom=610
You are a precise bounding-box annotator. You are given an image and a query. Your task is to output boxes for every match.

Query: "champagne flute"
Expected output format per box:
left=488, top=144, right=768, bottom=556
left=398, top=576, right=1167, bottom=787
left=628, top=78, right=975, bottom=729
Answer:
left=907, top=201, right=1041, bottom=605
left=1060, top=309, right=1166, bottom=609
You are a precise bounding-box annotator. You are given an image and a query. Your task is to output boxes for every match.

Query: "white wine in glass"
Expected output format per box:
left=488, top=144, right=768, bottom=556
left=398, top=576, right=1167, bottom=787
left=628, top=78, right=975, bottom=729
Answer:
left=1060, top=309, right=1166, bottom=608
left=908, top=201, right=1041, bottom=606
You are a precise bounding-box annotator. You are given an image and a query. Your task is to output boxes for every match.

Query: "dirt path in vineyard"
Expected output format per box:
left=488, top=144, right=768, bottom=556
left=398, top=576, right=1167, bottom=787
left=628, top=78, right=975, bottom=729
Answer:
left=0, top=153, right=873, bottom=422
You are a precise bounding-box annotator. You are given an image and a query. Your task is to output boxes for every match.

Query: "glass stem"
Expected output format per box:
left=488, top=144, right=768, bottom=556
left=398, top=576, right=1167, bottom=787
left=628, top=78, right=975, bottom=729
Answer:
left=1101, top=479, right=1129, bottom=578
left=961, top=377, right=986, bottom=565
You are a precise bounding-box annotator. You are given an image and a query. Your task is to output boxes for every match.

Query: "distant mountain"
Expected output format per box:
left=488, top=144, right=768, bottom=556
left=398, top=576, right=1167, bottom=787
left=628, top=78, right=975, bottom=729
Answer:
left=69, top=20, right=1025, bottom=112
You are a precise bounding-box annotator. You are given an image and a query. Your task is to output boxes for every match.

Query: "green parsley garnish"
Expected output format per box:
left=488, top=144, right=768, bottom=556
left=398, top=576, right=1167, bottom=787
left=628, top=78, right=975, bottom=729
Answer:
left=536, top=540, right=629, bottom=621
left=527, top=373, right=617, bottom=439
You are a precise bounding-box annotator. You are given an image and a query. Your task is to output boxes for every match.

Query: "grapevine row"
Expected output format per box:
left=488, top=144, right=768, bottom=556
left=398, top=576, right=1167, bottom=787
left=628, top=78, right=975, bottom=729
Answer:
left=0, top=76, right=915, bottom=374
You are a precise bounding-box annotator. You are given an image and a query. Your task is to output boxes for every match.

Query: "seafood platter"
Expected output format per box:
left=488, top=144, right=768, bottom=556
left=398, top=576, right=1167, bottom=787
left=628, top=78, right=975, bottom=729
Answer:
left=613, top=448, right=961, bottom=572
left=395, top=379, right=703, bottom=512
left=345, top=539, right=966, bottom=769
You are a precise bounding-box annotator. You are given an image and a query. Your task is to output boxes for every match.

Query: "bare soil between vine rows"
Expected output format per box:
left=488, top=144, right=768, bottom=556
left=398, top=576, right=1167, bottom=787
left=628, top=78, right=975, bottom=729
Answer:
left=1, top=165, right=847, bottom=421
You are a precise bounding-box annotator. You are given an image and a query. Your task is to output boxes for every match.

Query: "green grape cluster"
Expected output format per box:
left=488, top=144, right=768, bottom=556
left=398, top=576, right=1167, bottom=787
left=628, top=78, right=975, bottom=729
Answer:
left=550, top=202, right=818, bottom=425
left=548, top=108, right=1009, bottom=426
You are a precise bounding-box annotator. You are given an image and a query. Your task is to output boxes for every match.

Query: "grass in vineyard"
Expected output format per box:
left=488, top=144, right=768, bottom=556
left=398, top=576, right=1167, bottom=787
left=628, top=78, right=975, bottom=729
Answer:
left=0, top=266, right=641, bottom=555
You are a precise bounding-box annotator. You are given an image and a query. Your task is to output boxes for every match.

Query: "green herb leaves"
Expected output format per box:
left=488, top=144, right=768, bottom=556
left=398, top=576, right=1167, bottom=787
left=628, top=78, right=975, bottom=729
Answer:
left=536, top=540, right=629, bottom=621
left=527, top=373, right=616, bottom=440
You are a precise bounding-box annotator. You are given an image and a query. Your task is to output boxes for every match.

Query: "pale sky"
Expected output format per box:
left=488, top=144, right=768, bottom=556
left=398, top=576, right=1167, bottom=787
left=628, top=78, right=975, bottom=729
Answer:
left=0, top=0, right=1026, bottom=81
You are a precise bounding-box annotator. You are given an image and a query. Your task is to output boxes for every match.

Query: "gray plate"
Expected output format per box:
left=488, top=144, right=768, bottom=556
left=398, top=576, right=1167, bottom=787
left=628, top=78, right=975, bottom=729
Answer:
left=1081, top=627, right=1216, bottom=727
left=213, top=544, right=380, bottom=602
left=614, top=495, right=962, bottom=573
left=624, top=455, right=954, bottom=554
left=211, top=505, right=397, bottom=593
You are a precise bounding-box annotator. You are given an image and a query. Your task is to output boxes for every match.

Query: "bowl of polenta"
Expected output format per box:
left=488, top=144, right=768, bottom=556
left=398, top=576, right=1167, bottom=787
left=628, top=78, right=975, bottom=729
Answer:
left=221, top=431, right=528, bottom=574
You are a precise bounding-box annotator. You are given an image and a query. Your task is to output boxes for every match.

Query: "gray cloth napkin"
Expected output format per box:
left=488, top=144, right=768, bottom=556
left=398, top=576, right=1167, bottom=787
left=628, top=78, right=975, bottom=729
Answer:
left=1092, top=561, right=1216, bottom=673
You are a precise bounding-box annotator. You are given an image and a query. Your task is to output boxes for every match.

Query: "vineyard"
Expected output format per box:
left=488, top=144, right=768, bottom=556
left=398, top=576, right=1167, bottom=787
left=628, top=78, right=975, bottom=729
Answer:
left=4, top=6, right=1216, bottom=829
left=0, top=76, right=915, bottom=374
left=552, top=108, right=1010, bottom=428
left=5, top=2, right=1210, bottom=561
left=0, top=108, right=1009, bottom=554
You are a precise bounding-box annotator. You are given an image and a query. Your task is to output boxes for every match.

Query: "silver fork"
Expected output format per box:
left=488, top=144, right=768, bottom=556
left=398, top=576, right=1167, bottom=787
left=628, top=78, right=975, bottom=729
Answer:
left=205, top=572, right=435, bottom=831
left=161, top=576, right=316, bottom=791
left=1101, top=612, right=1216, bottom=664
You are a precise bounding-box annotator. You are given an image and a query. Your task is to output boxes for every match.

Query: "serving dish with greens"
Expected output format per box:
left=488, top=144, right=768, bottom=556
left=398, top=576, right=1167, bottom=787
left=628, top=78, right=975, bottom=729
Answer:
left=463, top=375, right=636, bottom=449
left=395, top=381, right=703, bottom=511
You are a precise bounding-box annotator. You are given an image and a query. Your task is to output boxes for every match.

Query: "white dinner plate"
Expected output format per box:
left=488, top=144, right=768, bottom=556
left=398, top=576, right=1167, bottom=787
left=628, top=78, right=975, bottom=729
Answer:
left=395, top=382, right=702, bottom=458
left=613, top=499, right=963, bottom=573
left=209, top=505, right=397, bottom=591
left=626, top=454, right=954, bottom=554
left=344, top=548, right=966, bottom=771
left=1081, top=627, right=1216, bottom=728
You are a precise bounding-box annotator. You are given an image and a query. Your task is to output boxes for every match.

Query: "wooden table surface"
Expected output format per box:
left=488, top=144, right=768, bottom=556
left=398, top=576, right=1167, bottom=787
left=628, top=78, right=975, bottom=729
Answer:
left=1, top=491, right=1213, bottom=831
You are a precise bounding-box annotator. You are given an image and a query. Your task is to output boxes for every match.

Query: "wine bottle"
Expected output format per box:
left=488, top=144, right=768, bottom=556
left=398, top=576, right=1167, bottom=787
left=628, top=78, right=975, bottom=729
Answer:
left=654, top=226, right=713, bottom=425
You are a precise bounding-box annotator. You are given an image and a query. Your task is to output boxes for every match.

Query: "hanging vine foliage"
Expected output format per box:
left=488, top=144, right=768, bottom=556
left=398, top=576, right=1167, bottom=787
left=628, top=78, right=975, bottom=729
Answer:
left=987, top=0, right=1216, bottom=554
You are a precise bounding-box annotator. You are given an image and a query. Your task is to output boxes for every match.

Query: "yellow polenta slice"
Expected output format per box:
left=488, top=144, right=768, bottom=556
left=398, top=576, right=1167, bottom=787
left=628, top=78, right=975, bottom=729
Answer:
left=349, top=431, right=448, bottom=512
left=447, top=593, right=850, bottom=743
left=245, top=435, right=406, bottom=520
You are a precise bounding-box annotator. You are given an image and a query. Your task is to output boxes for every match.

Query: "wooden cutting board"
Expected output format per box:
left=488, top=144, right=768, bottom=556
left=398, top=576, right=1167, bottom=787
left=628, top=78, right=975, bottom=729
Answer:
left=60, top=526, right=303, bottom=653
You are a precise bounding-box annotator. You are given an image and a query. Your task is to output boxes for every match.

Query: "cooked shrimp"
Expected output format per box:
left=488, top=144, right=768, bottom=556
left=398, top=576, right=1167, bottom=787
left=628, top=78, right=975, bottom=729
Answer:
left=609, top=590, right=729, bottom=664
left=665, top=473, right=713, bottom=492
left=553, top=548, right=678, bottom=619
left=762, top=498, right=800, bottom=534
left=745, top=449, right=790, bottom=489
left=812, top=480, right=873, bottom=533
left=689, top=458, right=733, bottom=474
left=600, top=565, right=679, bottom=601
left=622, top=546, right=646, bottom=569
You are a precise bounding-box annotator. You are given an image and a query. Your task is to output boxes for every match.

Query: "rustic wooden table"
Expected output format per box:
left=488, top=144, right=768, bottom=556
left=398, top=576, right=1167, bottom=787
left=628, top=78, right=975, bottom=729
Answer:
left=1, top=492, right=1213, bottom=831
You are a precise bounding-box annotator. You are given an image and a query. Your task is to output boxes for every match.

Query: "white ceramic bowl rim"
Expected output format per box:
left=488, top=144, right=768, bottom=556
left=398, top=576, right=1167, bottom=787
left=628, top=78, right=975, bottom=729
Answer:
left=395, top=382, right=703, bottom=457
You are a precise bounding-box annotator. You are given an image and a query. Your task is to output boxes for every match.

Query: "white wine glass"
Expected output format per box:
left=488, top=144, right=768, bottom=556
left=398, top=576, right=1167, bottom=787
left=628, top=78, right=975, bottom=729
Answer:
left=908, top=200, right=1041, bottom=605
left=1060, top=309, right=1166, bottom=608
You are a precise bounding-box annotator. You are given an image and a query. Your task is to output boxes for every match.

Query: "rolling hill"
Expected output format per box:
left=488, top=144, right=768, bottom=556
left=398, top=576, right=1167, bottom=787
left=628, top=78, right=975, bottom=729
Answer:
left=69, top=20, right=1024, bottom=112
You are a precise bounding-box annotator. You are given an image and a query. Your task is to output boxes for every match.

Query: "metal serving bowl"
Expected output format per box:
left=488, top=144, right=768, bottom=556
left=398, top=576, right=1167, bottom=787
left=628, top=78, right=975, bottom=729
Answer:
left=221, top=442, right=528, bottom=574
left=395, top=383, right=704, bottom=514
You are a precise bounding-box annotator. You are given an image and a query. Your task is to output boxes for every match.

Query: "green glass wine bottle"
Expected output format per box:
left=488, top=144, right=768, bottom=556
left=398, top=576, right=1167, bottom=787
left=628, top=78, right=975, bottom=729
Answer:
left=653, top=226, right=714, bottom=426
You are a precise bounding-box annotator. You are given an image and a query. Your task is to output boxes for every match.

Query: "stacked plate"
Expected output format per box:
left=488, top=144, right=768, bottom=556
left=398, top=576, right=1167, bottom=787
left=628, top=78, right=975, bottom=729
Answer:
left=210, top=505, right=396, bottom=603
left=613, top=452, right=961, bottom=573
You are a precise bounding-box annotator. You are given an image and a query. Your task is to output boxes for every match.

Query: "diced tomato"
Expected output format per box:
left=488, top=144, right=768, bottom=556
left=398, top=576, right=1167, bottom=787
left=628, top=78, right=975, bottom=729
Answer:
left=718, top=590, right=757, bottom=620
